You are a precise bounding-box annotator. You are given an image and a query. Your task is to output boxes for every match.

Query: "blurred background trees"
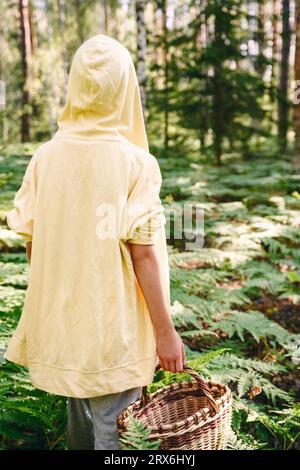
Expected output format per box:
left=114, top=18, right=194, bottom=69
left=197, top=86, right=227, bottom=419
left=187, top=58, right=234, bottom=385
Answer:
left=0, top=0, right=300, bottom=165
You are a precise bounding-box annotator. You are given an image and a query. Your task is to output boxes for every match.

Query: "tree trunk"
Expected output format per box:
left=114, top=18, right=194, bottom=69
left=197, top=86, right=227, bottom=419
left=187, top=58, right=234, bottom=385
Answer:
left=256, top=0, right=266, bottom=76
left=113, top=3, right=120, bottom=40
left=213, top=63, right=222, bottom=166
left=102, top=0, right=109, bottom=35
left=271, top=0, right=280, bottom=83
left=19, top=0, right=33, bottom=142
left=0, top=1, right=8, bottom=142
left=199, top=0, right=207, bottom=152
left=278, top=0, right=291, bottom=152
left=294, top=0, right=300, bottom=169
left=45, top=0, right=60, bottom=135
left=74, top=0, right=84, bottom=44
left=162, top=0, right=169, bottom=151
left=56, top=0, right=68, bottom=103
left=152, top=2, right=160, bottom=65
left=212, top=7, right=224, bottom=165
left=135, top=0, right=147, bottom=116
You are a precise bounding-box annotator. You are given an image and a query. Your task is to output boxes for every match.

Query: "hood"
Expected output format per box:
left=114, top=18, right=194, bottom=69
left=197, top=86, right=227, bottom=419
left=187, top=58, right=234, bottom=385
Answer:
left=55, top=34, right=148, bottom=151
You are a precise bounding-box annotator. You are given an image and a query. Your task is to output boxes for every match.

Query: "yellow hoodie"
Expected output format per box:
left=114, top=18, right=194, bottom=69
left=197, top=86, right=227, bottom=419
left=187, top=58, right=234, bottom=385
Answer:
left=4, top=34, right=170, bottom=398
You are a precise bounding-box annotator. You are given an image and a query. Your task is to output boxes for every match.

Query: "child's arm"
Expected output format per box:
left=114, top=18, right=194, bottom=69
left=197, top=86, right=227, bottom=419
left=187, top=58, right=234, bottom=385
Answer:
left=26, top=242, right=32, bottom=264
left=130, top=243, right=185, bottom=373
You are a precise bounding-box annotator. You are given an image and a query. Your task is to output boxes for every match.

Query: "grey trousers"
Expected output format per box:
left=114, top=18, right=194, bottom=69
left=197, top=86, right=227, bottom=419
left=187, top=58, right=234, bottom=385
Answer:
left=66, top=387, right=141, bottom=450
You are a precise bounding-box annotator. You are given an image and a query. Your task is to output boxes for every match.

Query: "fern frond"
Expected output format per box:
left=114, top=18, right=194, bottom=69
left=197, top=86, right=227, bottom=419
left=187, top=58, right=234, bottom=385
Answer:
left=119, top=416, right=161, bottom=450
left=226, top=429, right=259, bottom=450
left=212, top=310, right=289, bottom=345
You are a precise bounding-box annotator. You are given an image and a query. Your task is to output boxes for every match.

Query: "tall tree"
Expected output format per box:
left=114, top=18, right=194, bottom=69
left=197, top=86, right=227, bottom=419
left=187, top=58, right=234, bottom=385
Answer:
left=98, top=0, right=109, bottom=34
left=110, top=0, right=120, bottom=39
left=0, top=1, right=8, bottom=142
left=278, top=0, right=292, bottom=152
left=256, top=0, right=267, bottom=77
left=212, top=3, right=224, bottom=165
left=19, top=0, right=34, bottom=142
left=172, top=0, right=265, bottom=164
left=294, top=0, right=300, bottom=169
left=135, top=0, right=147, bottom=113
left=45, top=0, right=60, bottom=135
left=199, top=0, right=208, bottom=151
left=56, top=0, right=68, bottom=102
left=271, top=0, right=280, bottom=82
left=74, top=0, right=85, bottom=43
left=162, top=0, right=169, bottom=150
left=151, top=1, right=160, bottom=64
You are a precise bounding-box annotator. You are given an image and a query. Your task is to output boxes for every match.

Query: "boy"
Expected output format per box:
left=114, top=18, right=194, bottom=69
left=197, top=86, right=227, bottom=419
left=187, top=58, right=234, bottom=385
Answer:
left=4, top=34, right=185, bottom=450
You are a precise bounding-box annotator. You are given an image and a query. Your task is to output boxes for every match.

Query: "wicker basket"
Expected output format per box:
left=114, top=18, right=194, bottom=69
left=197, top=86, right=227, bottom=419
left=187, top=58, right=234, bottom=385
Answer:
left=117, top=366, right=232, bottom=450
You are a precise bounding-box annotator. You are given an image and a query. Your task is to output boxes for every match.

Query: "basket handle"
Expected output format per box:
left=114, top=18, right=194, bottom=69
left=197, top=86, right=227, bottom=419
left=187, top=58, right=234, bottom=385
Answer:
left=141, top=364, right=219, bottom=414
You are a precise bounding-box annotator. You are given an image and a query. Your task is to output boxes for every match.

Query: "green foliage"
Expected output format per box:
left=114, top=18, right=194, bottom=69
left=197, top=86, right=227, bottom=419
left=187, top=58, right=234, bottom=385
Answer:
left=239, top=401, right=300, bottom=450
left=212, top=310, right=289, bottom=344
left=205, top=352, right=291, bottom=404
left=163, top=152, right=299, bottom=450
left=147, top=348, right=230, bottom=394
left=150, top=0, right=269, bottom=161
left=1, top=0, right=300, bottom=450
left=241, top=261, right=300, bottom=298
left=228, top=401, right=267, bottom=450
left=1, top=146, right=299, bottom=450
left=119, top=416, right=161, bottom=451
left=0, top=361, right=67, bottom=450
left=226, top=429, right=261, bottom=450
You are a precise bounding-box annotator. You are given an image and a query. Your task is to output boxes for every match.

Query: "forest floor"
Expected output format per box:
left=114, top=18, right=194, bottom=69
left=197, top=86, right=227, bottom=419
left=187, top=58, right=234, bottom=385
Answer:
left=0, top=144, right=300, bottom=450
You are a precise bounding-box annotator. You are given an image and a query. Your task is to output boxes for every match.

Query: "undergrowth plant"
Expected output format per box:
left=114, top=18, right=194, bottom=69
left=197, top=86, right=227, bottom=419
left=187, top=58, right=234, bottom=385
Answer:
left=0, top=148, right=299, bottom=450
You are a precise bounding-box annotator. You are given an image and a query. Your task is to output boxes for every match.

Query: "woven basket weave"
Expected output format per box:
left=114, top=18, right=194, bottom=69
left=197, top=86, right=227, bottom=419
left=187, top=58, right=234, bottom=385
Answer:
left=117, top=366, right=232, bottom=450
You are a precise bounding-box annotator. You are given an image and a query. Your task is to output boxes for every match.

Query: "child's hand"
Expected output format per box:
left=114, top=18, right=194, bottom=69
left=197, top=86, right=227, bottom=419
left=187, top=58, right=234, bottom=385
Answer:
left=156, top=328, right=186, bottom=373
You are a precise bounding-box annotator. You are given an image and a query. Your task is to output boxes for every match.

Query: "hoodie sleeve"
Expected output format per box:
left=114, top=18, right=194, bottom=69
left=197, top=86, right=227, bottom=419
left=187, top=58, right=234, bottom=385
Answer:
left=126, top=157, right=166, bottom=245
left=6, top=154, right=38, bottom=243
